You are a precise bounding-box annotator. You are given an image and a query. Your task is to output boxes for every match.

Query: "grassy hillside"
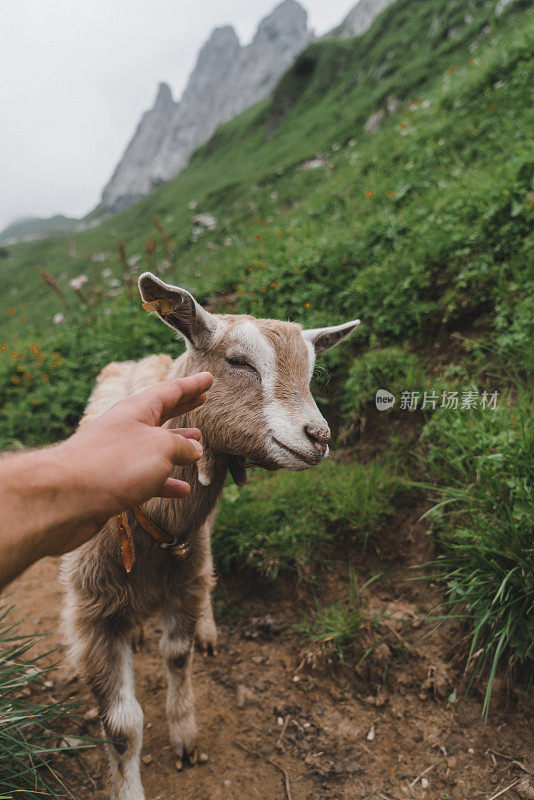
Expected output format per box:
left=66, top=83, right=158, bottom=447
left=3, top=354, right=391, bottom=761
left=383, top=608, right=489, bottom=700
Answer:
left=1, top=0, right=532, bottom=341
left=0, top=0, right=532, bottom=708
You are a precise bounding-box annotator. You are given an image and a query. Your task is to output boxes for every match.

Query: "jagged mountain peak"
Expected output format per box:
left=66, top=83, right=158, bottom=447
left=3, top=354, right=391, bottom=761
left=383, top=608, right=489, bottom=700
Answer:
left=153, top=82, right=174, bottom=108
left=201, top=25, right=240, bottom=50
left=255, top=0, right=308, bottom=41
left=100, top=1, right=311, bottom=213
left=192, top=25, right=241, bottom=75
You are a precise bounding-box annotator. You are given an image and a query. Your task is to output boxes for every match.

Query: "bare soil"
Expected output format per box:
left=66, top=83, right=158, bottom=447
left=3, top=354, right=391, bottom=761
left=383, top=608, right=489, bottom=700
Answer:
left=6, top=504, right=533, bottom=800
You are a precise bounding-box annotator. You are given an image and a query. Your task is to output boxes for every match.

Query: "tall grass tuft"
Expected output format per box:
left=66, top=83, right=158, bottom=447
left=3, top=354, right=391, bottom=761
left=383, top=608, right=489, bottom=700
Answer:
left=421, top=381, right=534, bottom=714
left=295, top=569, right=380, bottom=661
left=0, top=605, right=87, bottom=798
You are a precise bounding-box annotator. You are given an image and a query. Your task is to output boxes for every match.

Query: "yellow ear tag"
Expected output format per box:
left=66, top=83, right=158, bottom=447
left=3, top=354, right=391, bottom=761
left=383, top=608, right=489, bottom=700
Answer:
left=159, top=299, right=173, bottom=316
left=141, top=299, right=173, bottom=315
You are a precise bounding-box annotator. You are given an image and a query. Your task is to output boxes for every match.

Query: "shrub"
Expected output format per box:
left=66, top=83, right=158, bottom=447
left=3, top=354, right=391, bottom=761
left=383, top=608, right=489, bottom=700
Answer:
left=212, top=459, right=402, bottom=579
left=0, top=299, right=184, bottom=448
left=343, top=347, right=427, bottom=418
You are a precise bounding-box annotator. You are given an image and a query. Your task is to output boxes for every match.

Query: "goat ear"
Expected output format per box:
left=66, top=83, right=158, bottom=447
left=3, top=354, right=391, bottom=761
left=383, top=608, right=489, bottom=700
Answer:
left=302, top=319, right=360, bottom=355
left=138, top=272, right=218, bottom=348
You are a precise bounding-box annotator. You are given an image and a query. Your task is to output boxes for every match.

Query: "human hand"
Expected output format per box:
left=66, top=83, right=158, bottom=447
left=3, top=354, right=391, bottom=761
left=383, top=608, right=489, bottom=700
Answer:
left=59, top=372, right=213, bottom=522
left=0, top=373, right=214, bottom=585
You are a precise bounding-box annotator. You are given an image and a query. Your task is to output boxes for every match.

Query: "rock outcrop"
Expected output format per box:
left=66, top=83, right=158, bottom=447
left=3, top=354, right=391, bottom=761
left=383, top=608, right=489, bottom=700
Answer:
left=100, top=0, right=311, bottom=213
left=328, top=0, right=397, bottom=39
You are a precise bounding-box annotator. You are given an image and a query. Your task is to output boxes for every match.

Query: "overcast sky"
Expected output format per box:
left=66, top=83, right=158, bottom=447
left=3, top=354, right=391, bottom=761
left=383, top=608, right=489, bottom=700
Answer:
left=0, top=0, right=356, bottom=231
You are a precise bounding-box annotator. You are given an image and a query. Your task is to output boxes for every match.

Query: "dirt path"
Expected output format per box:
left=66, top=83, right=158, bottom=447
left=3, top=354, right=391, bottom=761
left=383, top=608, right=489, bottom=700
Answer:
left=6, top=515, right=533, bottom=800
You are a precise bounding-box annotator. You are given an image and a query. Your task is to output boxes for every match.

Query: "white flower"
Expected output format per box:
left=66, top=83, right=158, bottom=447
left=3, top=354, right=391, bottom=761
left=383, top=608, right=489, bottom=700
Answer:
left=109, top=278, right=120, bottom=287
left=53, top=312, right=65, bottom=324
left=69, top=274, right=88, bottom=290
left=102, top=268, right=112, bottom=278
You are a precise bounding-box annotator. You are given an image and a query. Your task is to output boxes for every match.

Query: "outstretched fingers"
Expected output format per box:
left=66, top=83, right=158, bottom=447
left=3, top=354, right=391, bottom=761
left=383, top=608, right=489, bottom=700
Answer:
left=132, top=373, right=214, bottom=427
left=170, top=427, right=202, bottom=440
left=160, top=478, right=191, bottom=499
left=157, top=428, right=204, bottom=498
left=158, top=373, right=213, bottom=424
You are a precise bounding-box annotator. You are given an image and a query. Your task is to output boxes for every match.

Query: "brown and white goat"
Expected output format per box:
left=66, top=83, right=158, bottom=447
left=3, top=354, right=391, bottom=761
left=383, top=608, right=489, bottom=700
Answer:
left=61, top=271, right=359, bottom=800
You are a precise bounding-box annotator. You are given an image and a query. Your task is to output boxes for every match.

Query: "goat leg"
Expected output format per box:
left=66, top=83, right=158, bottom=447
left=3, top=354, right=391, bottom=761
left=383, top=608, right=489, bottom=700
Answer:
left=160, top=605, right=199, bottom=765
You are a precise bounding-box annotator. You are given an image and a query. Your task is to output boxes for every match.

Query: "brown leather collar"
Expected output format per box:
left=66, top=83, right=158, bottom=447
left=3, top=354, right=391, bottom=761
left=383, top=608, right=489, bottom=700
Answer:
left=115, top=507, right=191, bottom=573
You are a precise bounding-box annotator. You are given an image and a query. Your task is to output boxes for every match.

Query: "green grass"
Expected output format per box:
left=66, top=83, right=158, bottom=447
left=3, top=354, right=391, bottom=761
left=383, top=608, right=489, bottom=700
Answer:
left=0, top=606, right=89, bottom=798
left=295, top=568, right=380, bottom=661
left=212, top=459, right=404, bottom=580
left=421, top=378, right=534, bottom=713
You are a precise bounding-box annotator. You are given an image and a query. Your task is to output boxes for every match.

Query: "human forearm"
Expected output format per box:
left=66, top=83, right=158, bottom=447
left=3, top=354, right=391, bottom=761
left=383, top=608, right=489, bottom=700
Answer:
left=0, top=445, right=102, bottom=589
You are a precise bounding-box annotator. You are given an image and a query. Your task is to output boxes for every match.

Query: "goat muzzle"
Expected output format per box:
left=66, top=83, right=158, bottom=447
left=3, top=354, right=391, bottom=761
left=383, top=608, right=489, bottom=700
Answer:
left=304, top=425, right=331, bottom=453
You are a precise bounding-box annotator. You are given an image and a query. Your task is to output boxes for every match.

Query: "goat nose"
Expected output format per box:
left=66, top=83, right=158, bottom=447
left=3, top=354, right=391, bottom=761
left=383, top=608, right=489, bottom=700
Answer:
left=305, top=424, right=331, bottom=452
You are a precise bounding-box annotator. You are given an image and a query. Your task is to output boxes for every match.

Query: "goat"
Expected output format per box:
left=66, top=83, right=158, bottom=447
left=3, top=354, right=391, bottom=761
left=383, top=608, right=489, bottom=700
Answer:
left=61, top=271, right=359, bottom=800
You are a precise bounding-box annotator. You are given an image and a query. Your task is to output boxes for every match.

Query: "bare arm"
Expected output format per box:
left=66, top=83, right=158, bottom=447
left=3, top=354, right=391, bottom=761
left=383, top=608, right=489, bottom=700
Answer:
left=0, top=372, right=213, bottom=590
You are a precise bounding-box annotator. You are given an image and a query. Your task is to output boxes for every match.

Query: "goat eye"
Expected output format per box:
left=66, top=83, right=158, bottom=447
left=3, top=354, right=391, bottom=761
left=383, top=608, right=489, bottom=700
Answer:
left=225, top=356, right=257, bottom=374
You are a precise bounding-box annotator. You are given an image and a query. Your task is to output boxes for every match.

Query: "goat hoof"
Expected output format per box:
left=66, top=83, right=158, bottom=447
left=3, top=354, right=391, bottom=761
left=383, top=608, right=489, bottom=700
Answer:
left=176, top=749, right=207, bottom=770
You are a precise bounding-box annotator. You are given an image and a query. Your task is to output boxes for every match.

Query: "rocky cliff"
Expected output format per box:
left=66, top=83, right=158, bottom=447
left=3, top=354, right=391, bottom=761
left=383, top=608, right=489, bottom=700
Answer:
left=100, top=0, right=310, bottom=213
left=329, top=0, right=397, bottom=39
